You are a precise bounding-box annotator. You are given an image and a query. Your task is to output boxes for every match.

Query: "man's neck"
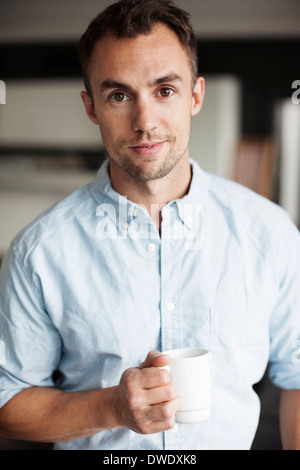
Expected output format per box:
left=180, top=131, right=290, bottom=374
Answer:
left=109, top=157, right=192, bottom=232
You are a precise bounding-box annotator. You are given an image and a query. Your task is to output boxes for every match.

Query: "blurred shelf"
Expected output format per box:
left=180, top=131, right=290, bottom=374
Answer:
left=0, top=167, right=96, bottom=195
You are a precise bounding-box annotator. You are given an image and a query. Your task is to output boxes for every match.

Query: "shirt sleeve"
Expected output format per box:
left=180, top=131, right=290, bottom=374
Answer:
left=268, top=213, right=300, bottom=389
left=0, top=244, right=62, bottom=408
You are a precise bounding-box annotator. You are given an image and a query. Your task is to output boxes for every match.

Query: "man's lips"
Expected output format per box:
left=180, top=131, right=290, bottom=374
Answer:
left=129, top=141, right=166, bottom=156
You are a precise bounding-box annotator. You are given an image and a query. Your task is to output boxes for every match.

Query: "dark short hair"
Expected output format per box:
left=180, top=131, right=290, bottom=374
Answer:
left=78, top=0, right=198, bottom=98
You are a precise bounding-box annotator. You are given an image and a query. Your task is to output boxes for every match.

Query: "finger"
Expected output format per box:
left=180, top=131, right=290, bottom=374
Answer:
left=144, top=382, right=177, bottom=406
left=138, top=350, right=161, bottom=369
left=139, top=351, right=170, bottom=369
left=150, top=353, right=170, bottom=368
left=138, top=366, right=170, bottom=389
left=144, top=418, right=176, bottom=434
left=142, top=396, right=180, bottom=429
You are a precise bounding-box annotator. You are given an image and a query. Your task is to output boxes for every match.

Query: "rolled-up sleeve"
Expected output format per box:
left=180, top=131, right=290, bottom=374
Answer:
left=269, top=215, right=300, bottom=389
left=0, top=245, right=62, bottom=408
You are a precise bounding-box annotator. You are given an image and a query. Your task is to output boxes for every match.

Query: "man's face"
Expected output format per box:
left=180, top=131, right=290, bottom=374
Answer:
left=82, top=23, right=204, bottom=181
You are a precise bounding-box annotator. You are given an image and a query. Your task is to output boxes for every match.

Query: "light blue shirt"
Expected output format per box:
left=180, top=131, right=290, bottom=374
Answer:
left=1, top=158, right=300, bottom=450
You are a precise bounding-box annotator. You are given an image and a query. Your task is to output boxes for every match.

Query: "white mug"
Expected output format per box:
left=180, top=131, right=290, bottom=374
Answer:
left=162, top=347, right=212, bottom=424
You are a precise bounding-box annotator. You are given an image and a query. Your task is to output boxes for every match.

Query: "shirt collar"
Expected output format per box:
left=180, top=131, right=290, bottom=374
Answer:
left=90, top=158, right=113, bottom=201
left=90, top=157, right=208, bottom=229
left=90, top=159, right=150, bottom=227
left=174, top=159, right=207, bottom=228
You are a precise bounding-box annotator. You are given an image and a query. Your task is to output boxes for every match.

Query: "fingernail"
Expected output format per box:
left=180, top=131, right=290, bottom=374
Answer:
left=152, top=353, right=162, bottom=358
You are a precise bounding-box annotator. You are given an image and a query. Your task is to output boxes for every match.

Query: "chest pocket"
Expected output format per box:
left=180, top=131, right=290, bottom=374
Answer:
left=209, top=305, right=270, bottom=389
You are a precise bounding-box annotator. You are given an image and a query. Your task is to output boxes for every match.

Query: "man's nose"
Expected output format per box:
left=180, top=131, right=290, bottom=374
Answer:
left=132, top=98, right=159, bottom=133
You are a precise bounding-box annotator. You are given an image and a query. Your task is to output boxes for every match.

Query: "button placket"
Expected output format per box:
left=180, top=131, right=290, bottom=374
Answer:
left=127, top=205, right=150, bottom=241
left=160, top=206, right=182, bottom=353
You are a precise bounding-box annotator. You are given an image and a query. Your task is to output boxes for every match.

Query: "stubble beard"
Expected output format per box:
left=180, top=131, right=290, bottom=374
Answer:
left=103, top=132, right=190, bottom=182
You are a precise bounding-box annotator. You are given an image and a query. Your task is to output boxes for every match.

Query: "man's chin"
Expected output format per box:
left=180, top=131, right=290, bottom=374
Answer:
left=122, top=160, right=178, bottom=182
left=108, top=147, right=186, bottom=182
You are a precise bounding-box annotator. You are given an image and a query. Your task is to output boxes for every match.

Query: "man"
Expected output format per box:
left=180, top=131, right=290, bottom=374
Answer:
left=0, top=0, right=300, bottom=450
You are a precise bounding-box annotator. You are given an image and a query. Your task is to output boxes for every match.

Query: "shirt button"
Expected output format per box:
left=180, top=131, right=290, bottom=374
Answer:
left=133, top=209, right=140, bottom=217
left=122, top=222, right=129, bottom=230
left=147, top=243, right=156, bottom=252
left=167, top=302, right=175, bottom=312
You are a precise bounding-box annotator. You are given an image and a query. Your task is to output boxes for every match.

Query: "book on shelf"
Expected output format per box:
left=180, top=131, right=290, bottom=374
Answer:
left=234, top=135, right=276, bottom=201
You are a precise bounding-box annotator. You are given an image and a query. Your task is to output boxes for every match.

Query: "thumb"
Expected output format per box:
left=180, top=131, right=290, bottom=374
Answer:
left=139, top=350, right=170, bottom=369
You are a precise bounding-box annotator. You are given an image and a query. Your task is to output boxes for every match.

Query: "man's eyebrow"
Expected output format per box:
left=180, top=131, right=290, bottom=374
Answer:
left=99, top=73, right=183, bottom=93
left=152, top=73, right=183, bottom=87
left=100, top=80, right=134, bottom=94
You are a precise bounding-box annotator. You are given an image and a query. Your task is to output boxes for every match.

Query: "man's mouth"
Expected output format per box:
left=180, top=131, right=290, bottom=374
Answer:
left=129, top=141, right=165, bottom=156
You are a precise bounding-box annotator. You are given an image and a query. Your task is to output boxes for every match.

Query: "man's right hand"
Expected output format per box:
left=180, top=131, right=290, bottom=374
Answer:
left=0, top=351, right=179, bottom=443
left=112, top=350, right=179, bottom=434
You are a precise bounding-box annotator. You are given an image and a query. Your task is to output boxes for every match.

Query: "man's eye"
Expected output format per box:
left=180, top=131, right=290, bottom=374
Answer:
left=110, top=92, right=129, bottom=102
left=158, top=87, right=174, bottom=98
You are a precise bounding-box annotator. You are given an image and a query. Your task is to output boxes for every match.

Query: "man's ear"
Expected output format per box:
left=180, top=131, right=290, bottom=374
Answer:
left=191, top=77, right=205, bottom=117
left=80, top=90, right=99, bottom=125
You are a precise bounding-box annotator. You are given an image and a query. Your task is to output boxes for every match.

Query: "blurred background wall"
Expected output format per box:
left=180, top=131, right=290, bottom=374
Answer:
left=0, top=0, right=300, bottom=450
left=0, top=0, right=300, bottom=254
